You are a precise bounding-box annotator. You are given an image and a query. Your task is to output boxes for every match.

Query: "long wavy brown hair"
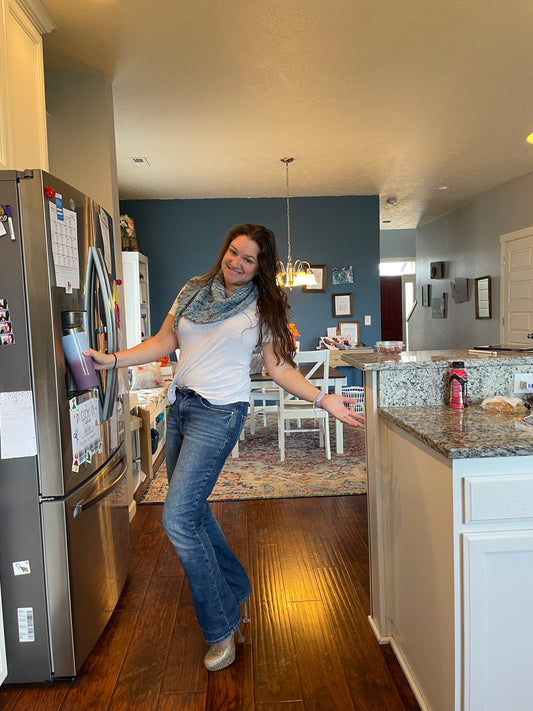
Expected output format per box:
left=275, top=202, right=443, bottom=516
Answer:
left=199, top=224, right=296, bottom=366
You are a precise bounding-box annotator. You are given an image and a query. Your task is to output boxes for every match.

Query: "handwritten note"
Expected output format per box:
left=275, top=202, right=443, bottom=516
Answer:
left=0, top=391, right=37, bottom=459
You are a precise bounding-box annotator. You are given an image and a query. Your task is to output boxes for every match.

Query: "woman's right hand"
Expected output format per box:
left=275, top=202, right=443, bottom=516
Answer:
left=83, top=348, right=115, bottom=371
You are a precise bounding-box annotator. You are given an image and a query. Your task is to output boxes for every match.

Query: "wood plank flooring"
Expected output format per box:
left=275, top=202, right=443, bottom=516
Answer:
left=0, top=495, right=420, bottom=711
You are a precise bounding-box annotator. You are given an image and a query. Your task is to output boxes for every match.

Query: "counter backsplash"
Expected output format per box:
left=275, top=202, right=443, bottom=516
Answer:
left=341, top=350, right=533, bottom=407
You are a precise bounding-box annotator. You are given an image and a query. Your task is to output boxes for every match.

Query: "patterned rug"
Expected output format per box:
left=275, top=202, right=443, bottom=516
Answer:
left=139, top=416, right=366, bottom=503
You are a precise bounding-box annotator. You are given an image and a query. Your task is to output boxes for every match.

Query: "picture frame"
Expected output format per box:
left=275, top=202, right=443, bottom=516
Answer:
left=332, top=292, right=353, bottom=318
left=303, top=264, right=327, bottom=293
left=431, top=292, right=447, bottom=319
left=332, top=265, right=353, bottom=285
left=430, top=261, right=444, bottom=279
left=421, top=284, right=431, bottom=307
left=451, top=278, right=468, bottom=303
left=338, top=320, right=360, bottom=344
left=325, top=326, right=337, bottom=338
left=474, top=275, right=491, bottom=319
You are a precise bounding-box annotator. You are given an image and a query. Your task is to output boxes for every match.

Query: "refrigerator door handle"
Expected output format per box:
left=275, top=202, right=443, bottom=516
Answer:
left=84, top=245, right=96, bottom=344
left=93, top=246, right=118, bottom=421
left=85, top=246, right=118, bottom=421
left=72, top=459, right=127, bottom=518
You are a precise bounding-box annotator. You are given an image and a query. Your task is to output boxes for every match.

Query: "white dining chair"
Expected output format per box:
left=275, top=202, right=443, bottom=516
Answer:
left=249, top=387, right=280, bottom=434
left=277, top=349, right=331, bottom=461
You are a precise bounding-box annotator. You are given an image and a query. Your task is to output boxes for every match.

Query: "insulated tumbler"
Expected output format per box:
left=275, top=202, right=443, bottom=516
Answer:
left=62, top=328, right=98, bottom=391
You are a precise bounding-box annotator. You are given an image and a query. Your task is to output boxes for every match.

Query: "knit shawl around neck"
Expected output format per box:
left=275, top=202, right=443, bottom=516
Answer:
left=173, top=271, right=258, bottom=327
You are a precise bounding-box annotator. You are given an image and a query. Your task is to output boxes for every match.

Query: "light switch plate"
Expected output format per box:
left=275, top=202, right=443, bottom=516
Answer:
left=365, top=315, right=371, bottom=325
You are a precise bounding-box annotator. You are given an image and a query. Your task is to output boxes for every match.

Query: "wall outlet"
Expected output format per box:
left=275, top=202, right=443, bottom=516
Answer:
left=514, top=373, right=533, bottom=393
left=365, top=315, right=371, bottom=325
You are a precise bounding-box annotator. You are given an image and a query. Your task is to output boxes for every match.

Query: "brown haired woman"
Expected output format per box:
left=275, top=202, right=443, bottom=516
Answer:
left=86, top=224, right=363, bottom=671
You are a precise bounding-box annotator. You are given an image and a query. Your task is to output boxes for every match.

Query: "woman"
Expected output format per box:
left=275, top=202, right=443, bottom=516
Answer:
left=86, top=223, right=364, bottom=672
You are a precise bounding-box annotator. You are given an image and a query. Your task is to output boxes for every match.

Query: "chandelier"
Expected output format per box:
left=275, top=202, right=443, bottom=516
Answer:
left=276, top=157, right=317, bottom=290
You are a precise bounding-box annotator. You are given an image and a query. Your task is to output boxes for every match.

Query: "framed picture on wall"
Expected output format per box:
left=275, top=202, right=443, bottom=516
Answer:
left=421, top=284, right=431, bottom=307
left=430, top=261, right=444, bottom=279
left=431, top=292, right=447, bottom=318
left=332, top=265, right=354, bottom=285
left=332, top=293, right=353, bottom=318
left=338, top=320, right=360, bottom=344
left=303, top=265, right=327, bottom=293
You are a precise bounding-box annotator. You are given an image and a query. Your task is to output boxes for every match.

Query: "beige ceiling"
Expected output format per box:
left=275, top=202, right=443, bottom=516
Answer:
left=42, top=0, right=533, bottom=229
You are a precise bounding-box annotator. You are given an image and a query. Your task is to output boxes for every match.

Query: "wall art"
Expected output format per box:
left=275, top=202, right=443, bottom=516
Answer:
left=332, top=293, right=353, bottom=318
left=302, top=264, right=327, bottom=293
left=332, top=265, right=353, bottom=285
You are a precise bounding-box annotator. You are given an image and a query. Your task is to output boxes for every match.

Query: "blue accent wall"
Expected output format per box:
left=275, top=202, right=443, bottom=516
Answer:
left=119, top=195, right=381, bottom=363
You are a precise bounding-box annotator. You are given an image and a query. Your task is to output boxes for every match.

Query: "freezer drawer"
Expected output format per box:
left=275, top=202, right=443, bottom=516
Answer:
left=41, top=445, right=130, bottom=681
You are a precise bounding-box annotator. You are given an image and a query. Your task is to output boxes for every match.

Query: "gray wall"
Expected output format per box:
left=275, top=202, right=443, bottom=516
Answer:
left=380, top=228, right=417, bottom=260
left=410, top=170, right=533, bottom=350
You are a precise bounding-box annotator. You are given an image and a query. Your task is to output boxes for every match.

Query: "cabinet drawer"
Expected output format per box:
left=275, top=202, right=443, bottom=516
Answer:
left=463, top=474, right=533, bottom=524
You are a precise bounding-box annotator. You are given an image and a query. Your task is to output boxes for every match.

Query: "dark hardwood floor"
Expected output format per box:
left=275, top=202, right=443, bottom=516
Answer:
left=0, top=493, right=420, bottom=711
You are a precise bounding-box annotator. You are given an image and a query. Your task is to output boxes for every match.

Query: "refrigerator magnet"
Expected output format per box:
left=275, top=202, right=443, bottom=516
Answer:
left=55, top=193, right=64, bottom=221
left=13, top=561, right=31, bottom=576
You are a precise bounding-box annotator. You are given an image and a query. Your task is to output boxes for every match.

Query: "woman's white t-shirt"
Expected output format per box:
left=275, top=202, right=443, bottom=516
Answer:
left=167, top=297, right=269, bottom=405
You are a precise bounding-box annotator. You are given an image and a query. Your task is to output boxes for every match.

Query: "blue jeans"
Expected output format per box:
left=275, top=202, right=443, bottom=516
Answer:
left=162, top=388, right=251, bottom=644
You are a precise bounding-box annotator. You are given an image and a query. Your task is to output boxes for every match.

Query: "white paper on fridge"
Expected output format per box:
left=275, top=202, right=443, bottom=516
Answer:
left=0, top=390, right=38, bottom=459
left=49, top=201, right=80, bottom=291
left=69, top=391, right=102, bottom=471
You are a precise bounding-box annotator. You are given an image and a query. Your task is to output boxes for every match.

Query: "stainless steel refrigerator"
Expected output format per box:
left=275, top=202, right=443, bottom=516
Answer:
left=0, top=170, right=129, bottom=683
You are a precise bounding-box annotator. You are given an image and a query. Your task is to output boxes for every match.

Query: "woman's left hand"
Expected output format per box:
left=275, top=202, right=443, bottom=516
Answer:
left=321, top=393, right=365, bottom=427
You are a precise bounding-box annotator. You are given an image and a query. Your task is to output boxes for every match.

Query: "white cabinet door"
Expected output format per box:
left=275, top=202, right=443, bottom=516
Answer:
left=0, top=0, right=54, bottom=171
left=0, top=584, right=7, bottom=684
left=463, top=530, right=533, bottom=711
left=122, top=252, right=151, bottom=349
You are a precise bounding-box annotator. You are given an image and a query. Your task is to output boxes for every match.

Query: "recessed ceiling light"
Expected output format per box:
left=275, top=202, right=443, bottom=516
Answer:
left=434, top=185, right=451, bottom=190
left=527, top=133, right=533, bottom=144
left=129, top=157, right=150, bottom=167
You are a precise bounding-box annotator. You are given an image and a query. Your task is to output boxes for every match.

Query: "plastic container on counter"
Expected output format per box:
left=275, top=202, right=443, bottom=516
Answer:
left=376, top=340, right=404, bottom=355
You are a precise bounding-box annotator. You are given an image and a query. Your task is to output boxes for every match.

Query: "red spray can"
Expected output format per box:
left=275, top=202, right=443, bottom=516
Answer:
left=449, top=361, right=467, bottom=409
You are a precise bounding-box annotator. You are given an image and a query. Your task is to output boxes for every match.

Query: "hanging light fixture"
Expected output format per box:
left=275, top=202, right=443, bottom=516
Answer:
left=276, top=157, right=317, bottom=290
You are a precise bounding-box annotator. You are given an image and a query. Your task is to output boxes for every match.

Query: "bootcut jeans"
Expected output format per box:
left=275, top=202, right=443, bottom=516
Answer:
left=162, top=387, right=251, bottom=644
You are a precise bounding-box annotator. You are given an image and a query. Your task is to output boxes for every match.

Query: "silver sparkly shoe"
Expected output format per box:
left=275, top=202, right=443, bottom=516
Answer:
left=204, top=626, right=245, bottom=672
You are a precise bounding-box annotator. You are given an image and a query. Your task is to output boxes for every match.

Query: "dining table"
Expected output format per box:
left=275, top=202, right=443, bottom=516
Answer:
left=250, top=364, right=348, bottom=454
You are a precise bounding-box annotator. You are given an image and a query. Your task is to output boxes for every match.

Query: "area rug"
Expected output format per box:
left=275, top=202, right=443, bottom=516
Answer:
left=139, top=416, right=366, bottom=503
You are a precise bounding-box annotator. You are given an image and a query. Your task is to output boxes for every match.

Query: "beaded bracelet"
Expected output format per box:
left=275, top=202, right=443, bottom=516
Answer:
left=112, top=353, right=117, bottom=369
left=314, top=392, right=327, bottom=408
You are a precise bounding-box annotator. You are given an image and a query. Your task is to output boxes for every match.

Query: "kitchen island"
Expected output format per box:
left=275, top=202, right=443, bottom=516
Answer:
left=342, top=350, right=533, bottom=711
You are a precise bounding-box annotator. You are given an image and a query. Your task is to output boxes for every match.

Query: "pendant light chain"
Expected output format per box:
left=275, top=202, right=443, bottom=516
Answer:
left=285, top=158, right=292, bottom=263
left=276, top=156, right=316, bottom=289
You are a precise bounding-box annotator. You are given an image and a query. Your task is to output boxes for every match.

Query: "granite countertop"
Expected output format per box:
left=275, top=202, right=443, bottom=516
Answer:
left=379, top=404, right=533, bottom=459
left=342, top=349, right=533, bottom=371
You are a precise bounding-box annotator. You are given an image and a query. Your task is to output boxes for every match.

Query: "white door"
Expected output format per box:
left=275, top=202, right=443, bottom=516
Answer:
left=402, top=275, right=416, bottom=349
left=500, top=226, right=533, bottom=346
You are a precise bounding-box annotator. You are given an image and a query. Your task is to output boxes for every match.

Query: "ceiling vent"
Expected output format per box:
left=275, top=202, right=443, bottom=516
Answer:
left=129, top=157, right=150, bottom=167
